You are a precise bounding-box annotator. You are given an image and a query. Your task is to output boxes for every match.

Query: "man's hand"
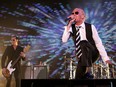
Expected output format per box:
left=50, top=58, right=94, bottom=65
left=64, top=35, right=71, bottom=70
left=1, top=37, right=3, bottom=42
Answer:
left=67, top=15, right=75, bottom=28
left=2, top=68, right=10, bottom=78
left=105, top=60, right=116, bottom=65
left=20, top=52, right=25, bottom=58
left=2, top=68, right=7, bottom=74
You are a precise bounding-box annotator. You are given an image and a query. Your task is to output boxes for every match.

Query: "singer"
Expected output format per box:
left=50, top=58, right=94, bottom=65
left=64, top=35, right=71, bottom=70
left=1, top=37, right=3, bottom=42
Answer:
left=62, top=8, right=113, bottom=79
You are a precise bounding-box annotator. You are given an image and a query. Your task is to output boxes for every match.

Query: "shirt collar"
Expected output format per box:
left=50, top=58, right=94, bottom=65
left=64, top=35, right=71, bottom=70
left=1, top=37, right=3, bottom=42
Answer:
left=75, top=22, right=85, bottom=29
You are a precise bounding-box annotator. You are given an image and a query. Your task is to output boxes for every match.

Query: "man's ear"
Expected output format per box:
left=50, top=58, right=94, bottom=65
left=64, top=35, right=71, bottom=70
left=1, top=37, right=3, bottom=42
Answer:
left=16, top=39, right=19, bottom=42
left=81, top=14, right=85, bottom=21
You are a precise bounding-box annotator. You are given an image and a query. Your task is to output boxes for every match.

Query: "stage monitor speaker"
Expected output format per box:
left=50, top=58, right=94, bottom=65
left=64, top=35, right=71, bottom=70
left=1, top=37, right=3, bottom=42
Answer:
left=21, top=65, right=49, bottom=79
left=21, top=65, right=32, bottom=79
left=33, top=65, right=49, bottom=79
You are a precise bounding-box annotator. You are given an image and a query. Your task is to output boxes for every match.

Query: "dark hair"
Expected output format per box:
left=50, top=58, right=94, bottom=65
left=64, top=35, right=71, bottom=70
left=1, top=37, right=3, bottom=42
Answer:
left=11, top=35, right=19, bottom=40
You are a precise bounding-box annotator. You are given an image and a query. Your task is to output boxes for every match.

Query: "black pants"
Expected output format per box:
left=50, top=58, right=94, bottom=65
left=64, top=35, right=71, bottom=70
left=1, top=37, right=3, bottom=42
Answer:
left=6, top=69, right=21, bottom=87
left=75, top=40, right=99, bottom=79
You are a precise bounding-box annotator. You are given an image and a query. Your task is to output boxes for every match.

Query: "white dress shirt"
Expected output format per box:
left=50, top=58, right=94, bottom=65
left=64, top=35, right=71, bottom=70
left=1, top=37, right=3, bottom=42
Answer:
left=62, top=22, right=110, bottom=63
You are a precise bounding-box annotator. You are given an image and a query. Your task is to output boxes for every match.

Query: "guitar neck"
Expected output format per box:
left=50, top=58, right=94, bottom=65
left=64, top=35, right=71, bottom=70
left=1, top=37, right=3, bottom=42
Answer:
left=11, top=45, right=30, bottom=68
left=11, top=56, right=21, bottom=68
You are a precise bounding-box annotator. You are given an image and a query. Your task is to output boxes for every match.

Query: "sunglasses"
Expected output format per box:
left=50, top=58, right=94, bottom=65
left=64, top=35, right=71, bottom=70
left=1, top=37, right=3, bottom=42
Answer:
left=72, top=12, right=79, bottom=15
left=11, top=39, right=16, bottom=41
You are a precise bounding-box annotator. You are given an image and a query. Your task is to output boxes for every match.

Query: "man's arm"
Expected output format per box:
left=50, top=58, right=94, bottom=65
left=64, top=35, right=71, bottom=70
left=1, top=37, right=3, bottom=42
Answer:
left=1, top=47, right=8, bottom=68
left=62, top=26, right=72, bottom=43
left=20, top=46, right=27, bottom=61
left=91, top=25, right=111, bottom=63
left=20, top=52, right=26, bottom=61
left=62, top=15, right=75, bottom=43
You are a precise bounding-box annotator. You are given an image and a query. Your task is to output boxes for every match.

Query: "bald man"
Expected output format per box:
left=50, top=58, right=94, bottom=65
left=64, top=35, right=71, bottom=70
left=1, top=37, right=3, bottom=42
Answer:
left=62, top=8, right=113, bottom=79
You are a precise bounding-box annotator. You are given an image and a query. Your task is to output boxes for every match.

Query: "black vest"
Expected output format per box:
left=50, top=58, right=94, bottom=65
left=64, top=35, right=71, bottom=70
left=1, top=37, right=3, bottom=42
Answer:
left=71, top=22, right=96, bottom=48
left=71, top=23, right=99, bottom=64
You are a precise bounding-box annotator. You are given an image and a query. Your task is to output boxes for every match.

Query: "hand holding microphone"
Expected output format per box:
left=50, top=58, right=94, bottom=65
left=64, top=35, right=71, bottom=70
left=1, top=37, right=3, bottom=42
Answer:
left=65, top=17, right=72, bottom=22
left=65, top=15, right=75, bottom=22
left=106, top=59, right=116, bottom=66
left=65, top=15, right=75, bottom=27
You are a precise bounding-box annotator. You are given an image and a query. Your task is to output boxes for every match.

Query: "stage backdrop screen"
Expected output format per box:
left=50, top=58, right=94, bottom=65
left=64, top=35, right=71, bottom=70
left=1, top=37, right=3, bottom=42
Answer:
left=0, top=0, right=115, bottom=79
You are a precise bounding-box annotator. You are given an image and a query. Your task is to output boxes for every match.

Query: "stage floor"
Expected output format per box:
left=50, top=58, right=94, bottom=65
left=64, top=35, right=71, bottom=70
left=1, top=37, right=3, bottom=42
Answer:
left=0, top=74, right=115, bottom=87
left=21, top=79, right=116, bottom=87
left=0, top=77, right=15, bottom=87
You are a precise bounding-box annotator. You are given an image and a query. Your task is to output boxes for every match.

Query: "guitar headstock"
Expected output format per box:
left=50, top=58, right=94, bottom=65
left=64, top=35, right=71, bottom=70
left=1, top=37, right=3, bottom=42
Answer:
left=23, top=45, right=31, bottom=53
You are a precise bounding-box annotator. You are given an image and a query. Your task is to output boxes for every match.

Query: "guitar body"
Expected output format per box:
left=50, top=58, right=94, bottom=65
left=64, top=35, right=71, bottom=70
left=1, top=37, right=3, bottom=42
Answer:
left=2, top=60, right=15, bottom=78
left=7, top=61, right=16, bottom=75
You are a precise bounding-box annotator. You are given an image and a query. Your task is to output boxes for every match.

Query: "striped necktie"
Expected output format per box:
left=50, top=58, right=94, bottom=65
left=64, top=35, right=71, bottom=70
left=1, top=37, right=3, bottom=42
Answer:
left=75, top=26, right=82, bottom=58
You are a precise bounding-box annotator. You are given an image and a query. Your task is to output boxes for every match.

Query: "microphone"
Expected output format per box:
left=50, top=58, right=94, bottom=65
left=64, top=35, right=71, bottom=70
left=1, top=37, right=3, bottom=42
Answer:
left=64, top=17, right=72, bottom=22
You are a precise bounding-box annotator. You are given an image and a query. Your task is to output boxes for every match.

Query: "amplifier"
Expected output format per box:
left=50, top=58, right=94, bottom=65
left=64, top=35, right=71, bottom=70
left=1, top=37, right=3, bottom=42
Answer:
left=21, top=65, right=49, bottom=79
left=33, top=65, right=49, bottom=79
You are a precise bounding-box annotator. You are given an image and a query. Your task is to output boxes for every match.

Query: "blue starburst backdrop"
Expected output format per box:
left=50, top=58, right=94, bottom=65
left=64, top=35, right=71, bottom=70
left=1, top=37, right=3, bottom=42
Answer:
left=0, top=0, right=116, bottom=79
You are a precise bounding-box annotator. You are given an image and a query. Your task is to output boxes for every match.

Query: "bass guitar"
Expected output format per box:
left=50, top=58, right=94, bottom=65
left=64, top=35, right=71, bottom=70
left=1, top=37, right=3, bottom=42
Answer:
left=2, top=45, right=30, bottom=78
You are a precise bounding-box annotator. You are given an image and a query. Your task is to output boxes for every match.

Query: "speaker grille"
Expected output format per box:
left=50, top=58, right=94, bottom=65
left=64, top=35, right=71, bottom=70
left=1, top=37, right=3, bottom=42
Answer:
left=21, top=65, right=49, bottom=79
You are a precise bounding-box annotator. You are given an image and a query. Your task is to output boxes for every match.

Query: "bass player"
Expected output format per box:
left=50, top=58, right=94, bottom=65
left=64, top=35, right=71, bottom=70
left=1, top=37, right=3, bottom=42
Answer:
left=1, top=35, right=26, bottom=87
